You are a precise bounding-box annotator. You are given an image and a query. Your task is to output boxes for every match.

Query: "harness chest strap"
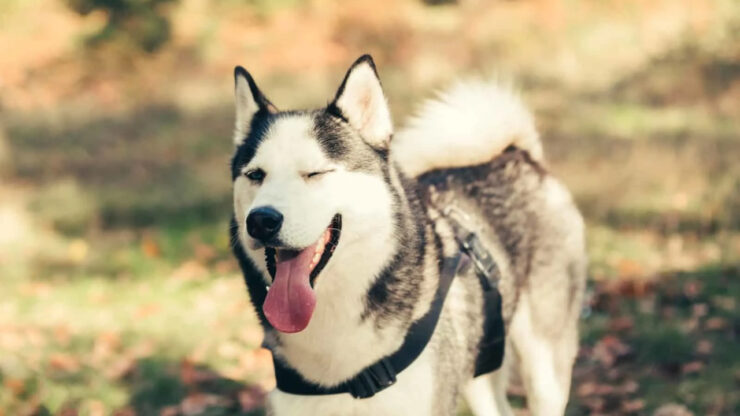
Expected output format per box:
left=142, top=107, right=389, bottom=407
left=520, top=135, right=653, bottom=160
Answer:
left=272, top=253, right=462, bottom=399
left=268, top=220, right=505, bottom=399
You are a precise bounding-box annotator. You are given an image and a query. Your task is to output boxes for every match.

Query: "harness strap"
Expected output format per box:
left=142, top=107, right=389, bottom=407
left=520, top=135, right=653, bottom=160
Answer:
left=266, top=206, right=505, bottom=399
left=444, top=207, right=506, bottom=376
left=272, top=254, right=463, bottom=399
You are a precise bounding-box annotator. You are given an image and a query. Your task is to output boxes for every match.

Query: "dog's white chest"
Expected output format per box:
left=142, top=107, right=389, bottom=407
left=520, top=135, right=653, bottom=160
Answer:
left=267, top=349, right=435, bottom=416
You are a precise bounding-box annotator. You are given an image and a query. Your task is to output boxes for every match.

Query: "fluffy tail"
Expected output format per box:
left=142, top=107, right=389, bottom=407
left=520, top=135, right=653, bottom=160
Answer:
left=391, top=79, right=543, bottom=177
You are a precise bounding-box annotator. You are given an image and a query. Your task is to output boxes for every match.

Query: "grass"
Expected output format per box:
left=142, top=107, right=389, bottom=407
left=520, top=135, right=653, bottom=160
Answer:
left=0, top=270, right=269, bottom=415
left=569, top=265, right=740, bottom=415
left=0, top=0, right=739, bottom=414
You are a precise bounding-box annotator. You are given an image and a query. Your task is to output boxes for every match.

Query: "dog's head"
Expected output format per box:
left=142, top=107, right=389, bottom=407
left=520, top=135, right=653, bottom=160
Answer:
left=231, top=55, right=398, bottom=333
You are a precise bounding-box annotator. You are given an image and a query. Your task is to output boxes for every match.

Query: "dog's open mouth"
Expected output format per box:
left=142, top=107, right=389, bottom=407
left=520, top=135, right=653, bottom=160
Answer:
left=262, top=214, right=342, bottom=333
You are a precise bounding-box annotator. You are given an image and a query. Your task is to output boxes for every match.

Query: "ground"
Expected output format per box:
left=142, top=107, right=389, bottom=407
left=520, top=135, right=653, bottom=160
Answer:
left=0, top=0, right=738, bottom=415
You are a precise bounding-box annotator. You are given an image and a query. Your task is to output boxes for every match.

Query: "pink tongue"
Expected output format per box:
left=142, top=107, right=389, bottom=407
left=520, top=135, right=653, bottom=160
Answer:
left=263, top=244, right=317, bottom=333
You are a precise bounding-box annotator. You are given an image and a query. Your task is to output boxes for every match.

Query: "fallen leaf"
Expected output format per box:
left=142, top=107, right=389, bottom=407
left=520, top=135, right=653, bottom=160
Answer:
left=695, top=339, right=713, bottom=355
left=112, top=407, right=136, bottom=416
left=141, top=234, right=161, bottom=258
left=215, top=260, right=236, bottom=274
left=181, top=395, right=208, bottom=416
left=683, top=281, right=701, bottom=299
left=711, top=295, right=735, bottom=312
left=57, top=407, right=78, bottom=416
left=180, top=359, right=197, bottom=386
left=704, top=316, right=729, bottom=331
left=68, top=239, right=89, bottom=263
left=49, top=353, right=81, bottom=373
left=618, top=380, right=639, bottom=394
left=682, top=317, right=700, bottom=332
left=25, top=328, right=45, bottom=348
left=0, top=330, right=24, bottom=351
left=171, top=260, right=208, bottom=281
left=576, top=381, right=596, bottom=397
left=53, top=325, right=72, bottom=347
left=130, top=340, right=156, bottom=358
left=691, top=303, right=708, bottom=318
left=19, top=282, right=52, bottom=297
left=681, top=361, right=704, bottom=374
left=582, top=396, right=605, bottom=412
left=704, top=317, right=728, bottom=330
left=576, top=381, right=615, bottom=396
left=85, top=400, right=106, bottom=416
left=93, top=331, right=121, bottom=362
left=593, top=335, right=632, bottom=367
left=104, top=357, right=135, bottom=380
left=653, top=403, right=694, bottom=416
left=622, top=399, right=645, bottom=412
left=160, top=406, right=179, bottom=416
left=180, top=393, right=230, bottom=416
left=617, top=260, right=644, bottom=280
left=134, top=303, right=161, bottom=318
left=661, top=306, right=677, bottom=319
left=3, top=378, right=24, bottom=395
left=238, top=386, right=266, bottom=412
left=194, top=243, right=217, bottom=263
left=609, top=316, right=634, bottom=332
left=180, top=359, right=220, bottom=386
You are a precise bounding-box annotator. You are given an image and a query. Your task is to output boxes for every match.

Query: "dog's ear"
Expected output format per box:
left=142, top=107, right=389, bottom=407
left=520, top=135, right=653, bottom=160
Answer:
left=233, top=66, right=277, bottom=145
left=328, top=55, right=393, bottom=149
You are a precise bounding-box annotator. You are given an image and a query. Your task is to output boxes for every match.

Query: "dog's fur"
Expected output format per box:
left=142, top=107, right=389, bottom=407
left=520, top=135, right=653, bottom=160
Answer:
left=229, top=55, right=586, bottom=415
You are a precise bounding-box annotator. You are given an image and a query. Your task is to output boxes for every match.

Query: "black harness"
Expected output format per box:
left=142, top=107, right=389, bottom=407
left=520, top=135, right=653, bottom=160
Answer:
left=268, top=211, right=505, bottom=399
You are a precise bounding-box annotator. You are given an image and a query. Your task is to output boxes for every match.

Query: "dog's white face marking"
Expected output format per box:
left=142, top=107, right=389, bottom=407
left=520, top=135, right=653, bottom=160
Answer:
left=235, top=115, right=338, bottom=251
left=231, top=56, right=405, bottom=384
left=233, top=109, right=401, bottom=381
left=233, top=114, right=396, bottom=290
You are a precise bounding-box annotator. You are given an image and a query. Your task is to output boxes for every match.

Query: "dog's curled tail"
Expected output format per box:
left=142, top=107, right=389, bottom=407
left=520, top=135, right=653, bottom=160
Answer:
left=391, top=79, right=542, bottom=177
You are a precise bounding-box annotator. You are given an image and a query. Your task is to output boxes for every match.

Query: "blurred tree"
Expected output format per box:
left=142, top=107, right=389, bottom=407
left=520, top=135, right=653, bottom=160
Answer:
left=65, top=0, right=178, bottom=52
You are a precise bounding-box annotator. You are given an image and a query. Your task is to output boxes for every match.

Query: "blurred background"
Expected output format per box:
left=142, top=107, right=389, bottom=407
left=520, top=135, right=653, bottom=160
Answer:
left=0, top=0, right=738, bottom=414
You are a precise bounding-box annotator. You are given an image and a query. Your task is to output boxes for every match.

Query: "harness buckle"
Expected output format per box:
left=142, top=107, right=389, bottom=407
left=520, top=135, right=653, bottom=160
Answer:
left=442, top=206, right=500, bottom=291
left=346, top=358, right=397, bottom=399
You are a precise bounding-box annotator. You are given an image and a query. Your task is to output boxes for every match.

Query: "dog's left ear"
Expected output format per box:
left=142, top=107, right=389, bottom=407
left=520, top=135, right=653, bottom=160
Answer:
left=233, top=66, right=277, bottom=145
left=329, top=55, right=393, bottom=149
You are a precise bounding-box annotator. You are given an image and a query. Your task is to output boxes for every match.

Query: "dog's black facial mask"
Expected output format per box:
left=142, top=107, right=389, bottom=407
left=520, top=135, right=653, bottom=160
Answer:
left=229, top=55, right=395, bottom=334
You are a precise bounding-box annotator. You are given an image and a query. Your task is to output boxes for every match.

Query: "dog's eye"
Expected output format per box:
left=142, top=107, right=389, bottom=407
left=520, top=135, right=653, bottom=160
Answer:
left=245, top=169, right=265, bottom=182
left=305, top=169, right=334, bottom=179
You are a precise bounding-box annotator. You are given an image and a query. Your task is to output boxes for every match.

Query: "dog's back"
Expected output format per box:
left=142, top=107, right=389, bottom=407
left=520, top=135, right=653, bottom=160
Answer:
left=393, top=80, right=587, bottom=415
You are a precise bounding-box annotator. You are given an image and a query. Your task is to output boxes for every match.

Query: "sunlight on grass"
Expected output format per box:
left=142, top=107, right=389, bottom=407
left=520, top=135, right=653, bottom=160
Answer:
left=0, top=0, right=738, bottom=414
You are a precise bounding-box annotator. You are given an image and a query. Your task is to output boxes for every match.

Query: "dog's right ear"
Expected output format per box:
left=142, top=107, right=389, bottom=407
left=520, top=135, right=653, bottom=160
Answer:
left=234, top=66, right=277, bottom=145
left=328, top=55, right=392, bottom=150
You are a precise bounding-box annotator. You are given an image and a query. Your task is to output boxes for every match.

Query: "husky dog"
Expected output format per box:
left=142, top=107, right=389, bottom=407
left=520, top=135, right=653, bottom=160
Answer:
left=229, top=55, right=586, bottom=416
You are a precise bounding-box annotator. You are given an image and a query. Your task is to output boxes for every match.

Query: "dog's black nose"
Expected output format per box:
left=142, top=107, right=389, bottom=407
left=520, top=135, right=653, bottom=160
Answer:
left=246, top=206, right=283, bottom=242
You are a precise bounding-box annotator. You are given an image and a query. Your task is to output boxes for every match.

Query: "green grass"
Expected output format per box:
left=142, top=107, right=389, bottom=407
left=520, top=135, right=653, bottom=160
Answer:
left=0, top=0, right=739, bottom=414
left=569, top=265, right=740, bottom=415
left=0, top=271, right=268, bottom=414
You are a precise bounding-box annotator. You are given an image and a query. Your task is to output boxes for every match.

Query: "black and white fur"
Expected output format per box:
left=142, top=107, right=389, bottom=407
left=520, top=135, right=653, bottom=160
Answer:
left=230, top=55, right=586, bottom=415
